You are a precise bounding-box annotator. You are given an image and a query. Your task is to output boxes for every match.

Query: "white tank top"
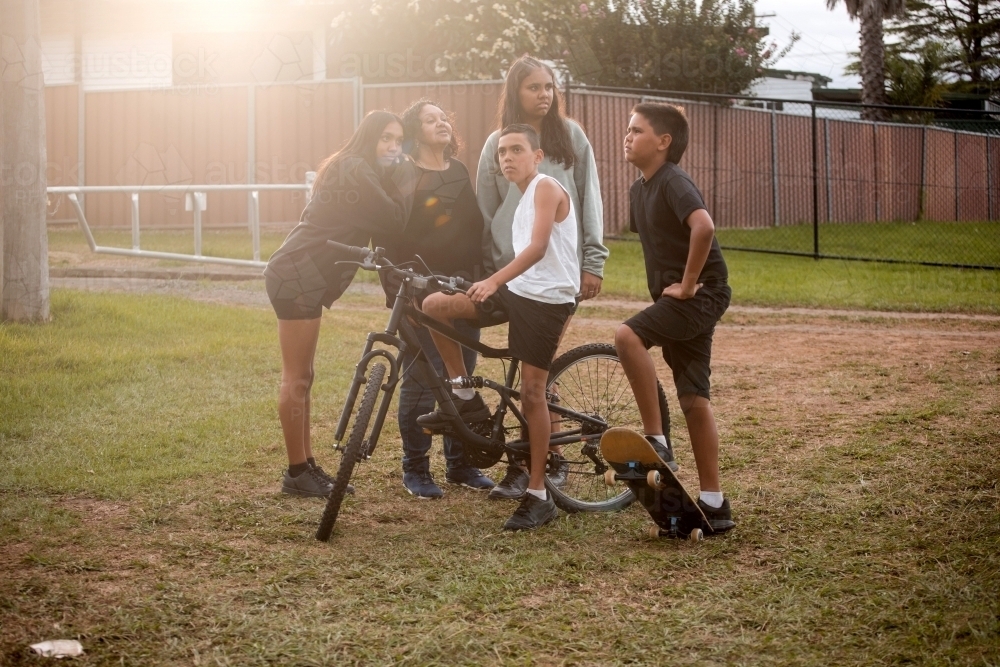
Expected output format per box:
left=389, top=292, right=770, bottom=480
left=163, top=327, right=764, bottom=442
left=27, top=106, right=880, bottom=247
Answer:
left=508, top=174, right=580, bottom=305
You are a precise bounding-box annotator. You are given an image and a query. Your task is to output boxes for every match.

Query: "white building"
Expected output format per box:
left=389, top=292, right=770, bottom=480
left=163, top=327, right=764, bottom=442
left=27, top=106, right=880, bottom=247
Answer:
left=746, top=69, right=861, bottom=120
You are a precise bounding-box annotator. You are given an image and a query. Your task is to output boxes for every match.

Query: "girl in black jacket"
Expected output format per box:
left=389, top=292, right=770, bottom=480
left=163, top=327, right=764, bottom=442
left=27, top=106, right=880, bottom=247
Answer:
left=265, top=110, right=414, bottom=499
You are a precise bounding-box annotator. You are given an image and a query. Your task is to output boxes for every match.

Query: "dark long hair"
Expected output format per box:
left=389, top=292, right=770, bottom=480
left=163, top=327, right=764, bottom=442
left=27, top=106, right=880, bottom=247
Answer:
left=400, top=99, right=462, bottom=159
left=313, top=110, right=402, bottom=193
left=494, top=55, right=575, bottom=168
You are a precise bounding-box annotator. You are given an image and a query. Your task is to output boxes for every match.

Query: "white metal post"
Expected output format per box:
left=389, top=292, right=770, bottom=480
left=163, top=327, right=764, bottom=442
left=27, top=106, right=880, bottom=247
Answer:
left=193, top=192, right=203, bottom=257
left=130, top=192, right=140, bottom=250
left=55, top=184, right=316, bottom=267
left=251, top=190, right=261, bottom=262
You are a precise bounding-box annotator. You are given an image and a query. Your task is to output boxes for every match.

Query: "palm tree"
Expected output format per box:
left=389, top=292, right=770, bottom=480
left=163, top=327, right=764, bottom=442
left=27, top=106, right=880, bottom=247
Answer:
left=827, top=0, right=908, bottom=120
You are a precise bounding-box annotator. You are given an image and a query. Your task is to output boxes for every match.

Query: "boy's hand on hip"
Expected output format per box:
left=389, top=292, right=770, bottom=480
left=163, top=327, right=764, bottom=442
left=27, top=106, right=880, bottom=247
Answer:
left=467, top=278, right=499, bottom=303
left=662, top=282, right=702, bottom=300
left=580, top=272, right=603, bottom=300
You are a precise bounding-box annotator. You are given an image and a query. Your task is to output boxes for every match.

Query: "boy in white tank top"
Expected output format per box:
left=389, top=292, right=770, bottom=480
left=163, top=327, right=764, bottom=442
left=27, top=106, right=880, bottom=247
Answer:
left=419, top=124, right=579, bottom=531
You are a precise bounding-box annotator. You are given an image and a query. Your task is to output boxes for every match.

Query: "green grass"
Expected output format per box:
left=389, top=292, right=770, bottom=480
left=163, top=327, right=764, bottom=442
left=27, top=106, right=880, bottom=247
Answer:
left=716, top=219, right=1000, bottom=268
left=603, top=239, right=1000, bottom=313
left=48, top=228, right=1000, bottom=313
left=1, top=290, right=998, bottom=665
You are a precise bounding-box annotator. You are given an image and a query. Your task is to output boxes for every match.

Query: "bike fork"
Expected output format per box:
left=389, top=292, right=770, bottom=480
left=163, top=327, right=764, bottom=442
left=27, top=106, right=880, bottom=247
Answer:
left=334, top=333, right=402, bottom=444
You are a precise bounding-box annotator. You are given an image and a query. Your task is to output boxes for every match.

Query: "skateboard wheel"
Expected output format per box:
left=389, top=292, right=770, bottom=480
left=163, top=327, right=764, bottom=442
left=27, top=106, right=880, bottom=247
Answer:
left=603, top=470, right=617, bottom=487
left=688, top=528, right=704, bottom=543
left=647, top=470, right=663, bottom=489
left=647, top=525, right=662, bottom=539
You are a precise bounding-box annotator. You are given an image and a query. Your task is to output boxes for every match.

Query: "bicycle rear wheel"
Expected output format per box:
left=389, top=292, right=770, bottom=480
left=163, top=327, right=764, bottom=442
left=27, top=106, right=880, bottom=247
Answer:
left=544, top=343, right=669, bottom=513
left=316, top=362, right=386, bottom=541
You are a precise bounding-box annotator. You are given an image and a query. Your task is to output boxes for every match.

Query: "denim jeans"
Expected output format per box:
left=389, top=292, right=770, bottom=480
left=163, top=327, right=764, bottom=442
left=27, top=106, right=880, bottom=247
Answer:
left=398, top=320, right=480, bottom=468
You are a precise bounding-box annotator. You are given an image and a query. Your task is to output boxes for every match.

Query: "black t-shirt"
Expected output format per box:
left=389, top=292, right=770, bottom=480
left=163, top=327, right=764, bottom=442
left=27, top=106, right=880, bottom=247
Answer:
left=629, top=162, right=728, bottom=301
left=381, top=159, right=485, bottom=282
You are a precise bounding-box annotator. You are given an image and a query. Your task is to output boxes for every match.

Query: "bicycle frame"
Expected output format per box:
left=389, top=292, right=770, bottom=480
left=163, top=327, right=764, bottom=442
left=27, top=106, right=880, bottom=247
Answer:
left=332, top=267, right=607, bottom=462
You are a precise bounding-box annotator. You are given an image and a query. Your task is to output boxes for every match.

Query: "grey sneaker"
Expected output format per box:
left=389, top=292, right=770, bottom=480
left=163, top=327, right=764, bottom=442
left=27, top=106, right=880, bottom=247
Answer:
left=311, top=464, right=354, bottom=495
left=646, top=436, right=679, bottom=472
left=546, top=452, right=570, bottom=488
left=281, top=467, right=333, bottom=498
left=488, top=464, right=529, bottom=500
left=445, top=465, right=496, bottom=490
left=502, top=493, right=559, bottom=531
left=697, top=498, right=736, bottom=533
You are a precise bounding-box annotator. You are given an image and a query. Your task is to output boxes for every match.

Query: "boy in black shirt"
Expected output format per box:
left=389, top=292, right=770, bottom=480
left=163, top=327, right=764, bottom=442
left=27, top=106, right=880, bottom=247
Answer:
left=616, top=102, right=735, bottom=531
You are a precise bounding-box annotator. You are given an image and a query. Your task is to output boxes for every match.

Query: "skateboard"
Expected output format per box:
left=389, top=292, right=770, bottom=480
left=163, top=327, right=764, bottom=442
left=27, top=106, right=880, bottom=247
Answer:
left=600, top=427, right=713, bottom=542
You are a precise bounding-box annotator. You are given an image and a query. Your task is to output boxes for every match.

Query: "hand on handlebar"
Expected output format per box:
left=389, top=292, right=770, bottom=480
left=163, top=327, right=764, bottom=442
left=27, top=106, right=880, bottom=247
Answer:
left=466, top=278, right=500, bottom=304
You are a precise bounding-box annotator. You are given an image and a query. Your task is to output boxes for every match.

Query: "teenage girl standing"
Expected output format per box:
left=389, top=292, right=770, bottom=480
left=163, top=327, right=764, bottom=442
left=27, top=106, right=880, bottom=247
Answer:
left=264, top=111, right=415, bottom=498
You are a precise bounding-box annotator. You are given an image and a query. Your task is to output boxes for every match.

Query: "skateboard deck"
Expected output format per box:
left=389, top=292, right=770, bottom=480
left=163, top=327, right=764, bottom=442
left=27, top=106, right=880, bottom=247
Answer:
left=600, top=427, right=713, bottom=541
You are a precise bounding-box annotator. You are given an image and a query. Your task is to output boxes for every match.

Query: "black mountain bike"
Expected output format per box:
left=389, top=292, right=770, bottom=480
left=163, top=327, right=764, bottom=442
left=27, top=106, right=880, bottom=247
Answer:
left=315, top=242, right=670, bottom=541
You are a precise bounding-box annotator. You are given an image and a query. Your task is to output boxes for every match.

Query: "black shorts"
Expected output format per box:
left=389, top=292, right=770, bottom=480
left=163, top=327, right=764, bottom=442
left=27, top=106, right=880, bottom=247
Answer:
left=265, top=271, right=323, bottom=320
left=467, top=285, right=574, bottom=371
left=264, top=247, right=359, bottom=321
left=623, top=283, right=731, bottom=400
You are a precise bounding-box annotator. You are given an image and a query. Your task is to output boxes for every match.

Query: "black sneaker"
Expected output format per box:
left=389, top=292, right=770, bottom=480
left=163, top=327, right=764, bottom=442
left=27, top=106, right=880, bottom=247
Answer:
left=646, top=436, right=679, bottom=472
left=416, top=393, right=491, bottom=430
left=311, top=464, right=354, bottom=495
left=502, top=493, right=559, bottom=531
left=445, top=465, right=496, bottom=490
left=281, top=467, right=333, bottom=498
left=697, top=498, right=736, bottom=533
left=487, top=464, right=529, bottom=500
left=546, top=453, right=570, bottom=488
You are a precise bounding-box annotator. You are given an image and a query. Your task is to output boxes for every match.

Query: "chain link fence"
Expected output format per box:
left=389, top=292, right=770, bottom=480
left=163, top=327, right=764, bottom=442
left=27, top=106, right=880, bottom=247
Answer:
left=569, top=86, right=1000, bottom=270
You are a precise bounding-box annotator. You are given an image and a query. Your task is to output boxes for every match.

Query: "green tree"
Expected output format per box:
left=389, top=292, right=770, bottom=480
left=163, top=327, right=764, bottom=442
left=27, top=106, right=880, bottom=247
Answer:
left=325, top=0, right=793, bottom=95
left=827, top=0, right=909, bottom=120
left=848, top=40, right=950, bottom=109
left=888, top=0, right=999, bottom=95
left=326, top=0, right=567, bottom=81
left=567, top=0, right=796, bottom=94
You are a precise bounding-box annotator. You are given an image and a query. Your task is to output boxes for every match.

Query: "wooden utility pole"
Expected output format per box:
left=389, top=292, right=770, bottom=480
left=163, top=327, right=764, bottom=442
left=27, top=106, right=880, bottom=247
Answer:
left=1, top=0, right=50, bottom=322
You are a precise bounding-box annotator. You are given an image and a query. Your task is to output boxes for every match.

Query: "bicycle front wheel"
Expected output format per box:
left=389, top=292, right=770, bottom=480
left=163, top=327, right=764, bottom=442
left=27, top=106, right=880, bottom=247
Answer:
left=544, top=343, right=669, bottom=513
left=316, top=362, right=386, bottom=541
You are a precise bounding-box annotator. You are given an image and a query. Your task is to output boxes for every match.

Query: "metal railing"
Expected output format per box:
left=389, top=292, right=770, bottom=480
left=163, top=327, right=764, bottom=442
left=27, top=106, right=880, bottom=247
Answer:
left=47, top=183, right=311, bottom=268
left=568, top=85, right=1000, bottom=270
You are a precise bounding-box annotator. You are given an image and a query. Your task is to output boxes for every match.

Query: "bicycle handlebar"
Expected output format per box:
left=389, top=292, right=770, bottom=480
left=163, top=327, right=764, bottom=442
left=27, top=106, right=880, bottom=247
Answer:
left=325, top=240, right=474, bottom=293
left=327, top=240, right=374, bottom=263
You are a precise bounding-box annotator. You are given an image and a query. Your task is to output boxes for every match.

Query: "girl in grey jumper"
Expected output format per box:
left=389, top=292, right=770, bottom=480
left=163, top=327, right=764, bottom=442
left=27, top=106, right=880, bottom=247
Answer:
left=477, top=55, right=608, bottom=299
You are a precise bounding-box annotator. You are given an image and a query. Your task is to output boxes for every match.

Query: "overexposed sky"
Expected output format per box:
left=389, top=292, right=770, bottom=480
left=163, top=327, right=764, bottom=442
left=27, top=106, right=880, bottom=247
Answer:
left=756, top=0, right=862, bottom=88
